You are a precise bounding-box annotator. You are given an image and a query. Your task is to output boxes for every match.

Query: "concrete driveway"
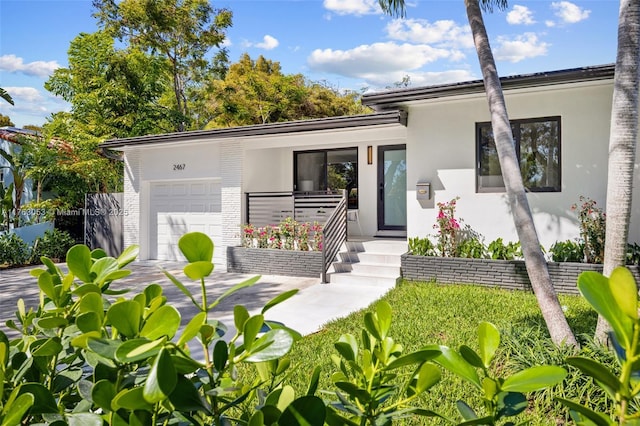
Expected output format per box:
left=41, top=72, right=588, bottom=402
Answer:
left=0, top=261, right=395, bottom=352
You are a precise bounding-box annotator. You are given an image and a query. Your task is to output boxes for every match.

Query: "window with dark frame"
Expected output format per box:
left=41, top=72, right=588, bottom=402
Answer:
left=476, top=116, right=561, bottom=193
left=294, top=148, right=358, bottom=209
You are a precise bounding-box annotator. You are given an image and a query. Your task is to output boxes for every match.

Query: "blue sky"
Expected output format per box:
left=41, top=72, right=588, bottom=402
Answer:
left=0, top=0, right=619, bottom=128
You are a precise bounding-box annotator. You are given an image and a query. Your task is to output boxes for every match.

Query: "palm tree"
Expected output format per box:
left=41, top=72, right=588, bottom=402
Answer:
left=377, top=0, right=578, bottom=347
left=0, top=88, right=14, bottom=106
left=595, top=0, right=640, bottom=343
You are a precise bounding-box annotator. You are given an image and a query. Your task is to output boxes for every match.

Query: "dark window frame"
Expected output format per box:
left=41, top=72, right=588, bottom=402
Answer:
left=475, top=116, right=561, bottom=193
left=293, top=147, right=359, bottom=209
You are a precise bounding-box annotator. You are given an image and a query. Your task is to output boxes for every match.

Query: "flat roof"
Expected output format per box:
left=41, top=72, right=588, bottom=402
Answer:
left=361, top=64, right=615, bottom=110
left=101, top=110, right=407, bottom=149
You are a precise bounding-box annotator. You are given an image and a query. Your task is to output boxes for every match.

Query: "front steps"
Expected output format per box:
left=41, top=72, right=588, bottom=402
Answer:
left=327, top=239, right=407, bottom=287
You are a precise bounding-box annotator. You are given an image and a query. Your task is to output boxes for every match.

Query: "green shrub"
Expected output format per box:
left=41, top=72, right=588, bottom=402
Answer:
left=31, top=228, right=76, bottom=261
left=549, top=240, right=584, bottom=263
left=0, top=232, right=29, bottom=266
left=487, top=237, right=522, bottom=260
left=408, top=236, right=436, bottom=256
left=0, top=234, right=312, bottom=425
left=457, top=235, right=487, bottom=259
left=626, top=242, right=640, bottom=265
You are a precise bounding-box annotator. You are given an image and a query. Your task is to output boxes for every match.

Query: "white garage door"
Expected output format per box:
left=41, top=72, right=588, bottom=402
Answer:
left=149, top=180, right=222, bottom=263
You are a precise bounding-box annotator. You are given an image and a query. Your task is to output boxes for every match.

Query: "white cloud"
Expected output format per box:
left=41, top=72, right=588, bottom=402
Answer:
left=4, top=87, right=44, bottom=104
left=308, top=42, right=455, bottom=79
left=494, top=33, right=549, bottom=63
left=507, top=5, right=536, bottom=25
left=255, top=35, right=279, bottom=50
left=550, top=1, right=590, bottom=24
left=323, top=0, right=381, bottom=16
left=0, top=54, right=59, bottom=78
left=385, top=19, right=474, bottom=49
left=243, top=35, right=279, bottom=50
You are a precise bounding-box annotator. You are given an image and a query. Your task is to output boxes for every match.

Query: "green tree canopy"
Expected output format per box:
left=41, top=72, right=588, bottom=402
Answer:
left=0, top=114, right=14, bottom=127
left=93, top=0, right=232, bottom=131
left=46, top=31, right=176, bottom=139
left=206, top=53, right=371, bottom=128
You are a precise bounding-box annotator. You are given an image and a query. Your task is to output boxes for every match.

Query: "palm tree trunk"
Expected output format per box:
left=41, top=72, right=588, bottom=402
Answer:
left=464, top=0, right=577, bottom=347
left=595, top=0, right=640, bottom=344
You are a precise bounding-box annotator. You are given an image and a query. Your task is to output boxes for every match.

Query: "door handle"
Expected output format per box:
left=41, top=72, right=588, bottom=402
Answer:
left=379, top=183, right=384, bottom=201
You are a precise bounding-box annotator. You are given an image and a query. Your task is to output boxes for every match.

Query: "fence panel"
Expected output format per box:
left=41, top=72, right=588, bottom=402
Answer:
left=85, top=193, right=124, bottom=256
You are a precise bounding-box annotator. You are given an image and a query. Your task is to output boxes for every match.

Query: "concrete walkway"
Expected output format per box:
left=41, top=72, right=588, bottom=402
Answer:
left=0, top=261, right=396, bottom=347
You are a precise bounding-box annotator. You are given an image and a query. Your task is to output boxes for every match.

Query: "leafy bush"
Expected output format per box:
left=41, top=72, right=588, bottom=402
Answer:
left=31, top=228, right=76, bottom=261
left=0, top=233, right=314, bottom=425
left=408, top=236, right=436, bottom=256
left=626, top=242, right=640, bottom=265
left=487, top=238, right=522, bottom=260
left=0, top=232, right=29, bottom=266
left=557, top=267, right=640, bottom=423
left=549, top=240, right=584, bottom=263
left=457, top=235, right=487, bottom=259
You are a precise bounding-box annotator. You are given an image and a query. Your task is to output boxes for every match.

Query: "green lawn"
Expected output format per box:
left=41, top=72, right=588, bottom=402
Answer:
left=270, top=280, right=615, bottom=424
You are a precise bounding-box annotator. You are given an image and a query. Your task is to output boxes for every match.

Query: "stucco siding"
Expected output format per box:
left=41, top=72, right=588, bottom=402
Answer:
left=404, top=81, right=640, bottom=248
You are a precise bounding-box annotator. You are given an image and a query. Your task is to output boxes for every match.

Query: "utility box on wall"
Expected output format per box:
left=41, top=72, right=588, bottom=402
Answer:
left=416, top=182, right=430, bottom=200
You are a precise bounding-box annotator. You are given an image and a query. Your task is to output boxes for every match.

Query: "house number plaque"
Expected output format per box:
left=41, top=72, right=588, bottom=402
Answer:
left=173, top=164, right=186, bottom=171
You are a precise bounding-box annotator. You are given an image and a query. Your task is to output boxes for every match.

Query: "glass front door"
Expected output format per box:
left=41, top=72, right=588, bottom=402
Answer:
left=377, top=145, right=407, bottom=231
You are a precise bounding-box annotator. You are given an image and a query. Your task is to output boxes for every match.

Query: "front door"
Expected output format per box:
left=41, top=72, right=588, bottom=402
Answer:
left=377, top=145, right=407, bottom=232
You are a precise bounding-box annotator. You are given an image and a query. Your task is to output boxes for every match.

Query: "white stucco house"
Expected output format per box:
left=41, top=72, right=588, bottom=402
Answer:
left=101, top=64, right=640, bottom=268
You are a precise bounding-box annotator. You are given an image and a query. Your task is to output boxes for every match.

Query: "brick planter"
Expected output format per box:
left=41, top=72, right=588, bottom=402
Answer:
left=401, top=254, right=640, bottom=295
left=227, top=246, right=323, bottom=278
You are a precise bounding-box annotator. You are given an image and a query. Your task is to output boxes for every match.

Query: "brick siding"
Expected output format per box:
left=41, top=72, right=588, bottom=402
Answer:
left=401, top=254, right=640, bottom=295
left=227, top=246, right=323, bottom=278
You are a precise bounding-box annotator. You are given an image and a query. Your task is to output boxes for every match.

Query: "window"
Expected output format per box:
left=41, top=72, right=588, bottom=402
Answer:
left=476, top=116, right=561, bottom=192
left=294, top=148, right=358, bottom=209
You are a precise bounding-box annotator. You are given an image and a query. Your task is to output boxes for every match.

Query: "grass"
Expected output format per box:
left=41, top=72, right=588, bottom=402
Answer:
left=255, top=280, right=618, bottom=424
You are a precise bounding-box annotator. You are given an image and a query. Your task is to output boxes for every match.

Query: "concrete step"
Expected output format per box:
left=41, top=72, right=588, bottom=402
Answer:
left=328, top=271, right=398, bottom=287
left=328, top=238, right=405, bottom=285
left=337, top=251, right=402, bottom=266
left=332, top=261, right=400, bottom=277
left=344, top=239, right=407, bottom=255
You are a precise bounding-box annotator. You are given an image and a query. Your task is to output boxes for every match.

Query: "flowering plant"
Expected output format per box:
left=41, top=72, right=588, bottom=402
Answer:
left=311, top=222, right=323, bottom=251
left=434, top=197, right=462, bottom=257
left=571, top=196, right=606, bottom=263
left=241, top=218, right=323, bottom=251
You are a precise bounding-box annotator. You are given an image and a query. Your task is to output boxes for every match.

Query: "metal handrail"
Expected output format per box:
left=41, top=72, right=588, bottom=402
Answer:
left=321, top=190, right=348, bottom=283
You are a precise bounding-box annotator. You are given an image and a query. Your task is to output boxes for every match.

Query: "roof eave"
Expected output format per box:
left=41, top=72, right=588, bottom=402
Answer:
left=101, top=110, right=407, bottom=149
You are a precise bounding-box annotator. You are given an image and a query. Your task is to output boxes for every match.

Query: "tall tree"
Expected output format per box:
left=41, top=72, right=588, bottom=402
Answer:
left=46, top=31, right=175, bottom=138
left=0, top=88, right=13, bottom=106
left=0, top=114, right=14, bottom=127
left=378, top=0, right=577, bottom=346
left=595, top=0, right=640, bottom=343
left=206, top=53, right=370, bottom=128
left=93, top=0, right=232, bottom=131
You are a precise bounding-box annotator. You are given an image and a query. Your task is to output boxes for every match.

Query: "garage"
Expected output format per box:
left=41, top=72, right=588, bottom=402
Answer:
left=149, top=179, right=222, bottom=263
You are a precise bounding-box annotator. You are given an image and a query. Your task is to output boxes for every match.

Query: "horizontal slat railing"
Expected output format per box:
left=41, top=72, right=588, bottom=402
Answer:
left=246, top=191, right=343, bottom=227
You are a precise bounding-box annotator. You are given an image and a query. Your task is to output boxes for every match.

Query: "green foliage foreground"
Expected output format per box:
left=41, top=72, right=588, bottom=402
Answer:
left=0, top=232, right=638, bottom=424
